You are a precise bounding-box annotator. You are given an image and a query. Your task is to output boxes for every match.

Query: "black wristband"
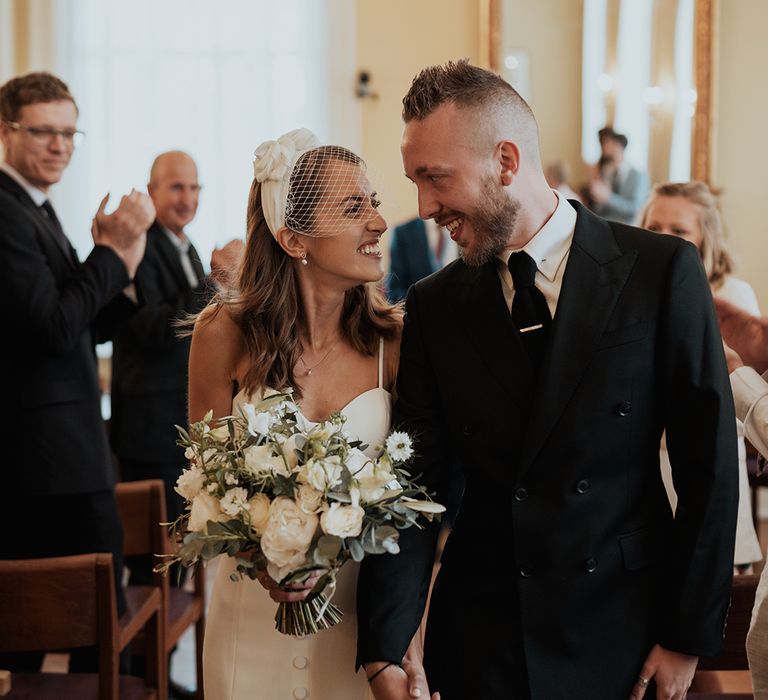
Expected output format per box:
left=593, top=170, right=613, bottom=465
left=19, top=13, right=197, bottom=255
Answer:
left=367, top=662, right=397, bottom=684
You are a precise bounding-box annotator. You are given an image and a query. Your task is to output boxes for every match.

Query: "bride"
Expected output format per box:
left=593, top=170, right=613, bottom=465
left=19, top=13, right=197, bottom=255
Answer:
left=188, top=129, right=430, bottom=699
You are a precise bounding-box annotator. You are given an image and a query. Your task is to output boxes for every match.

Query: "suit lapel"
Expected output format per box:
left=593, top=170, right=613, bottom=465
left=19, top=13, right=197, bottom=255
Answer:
left=517, top=204, right=638, bottom=477
left=0, top=171, right=77, bottom=270
left=449, top=260, right=534, bottom=411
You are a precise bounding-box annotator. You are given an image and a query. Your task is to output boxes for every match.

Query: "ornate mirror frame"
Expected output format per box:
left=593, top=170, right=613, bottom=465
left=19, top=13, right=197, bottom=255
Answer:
left=480, top=0, right=716, bottom=183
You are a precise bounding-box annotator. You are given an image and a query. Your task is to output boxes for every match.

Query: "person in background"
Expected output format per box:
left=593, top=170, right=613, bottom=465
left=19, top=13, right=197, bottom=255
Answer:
left=0, top=71, right=154, bottom=670
left=714, top=297, right=768, bottom=700
left=388, top=217, right=457, bottom=302
left=586, top=126, right=649, bottom=224
left=641, top=180, right=763, bottom=572
left=111, top=150, right=243, bottom=534
left=545, top=160, right=581, bottom=202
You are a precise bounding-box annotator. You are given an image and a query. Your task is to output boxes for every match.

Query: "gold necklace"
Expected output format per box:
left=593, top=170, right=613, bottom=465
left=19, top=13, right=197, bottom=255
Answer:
left=298, top=341, right=338, bottom=377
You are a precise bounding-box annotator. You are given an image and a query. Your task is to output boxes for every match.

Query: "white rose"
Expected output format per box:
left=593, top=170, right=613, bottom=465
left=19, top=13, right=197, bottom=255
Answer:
left=353, top=460, right=394, bottom=504
left=280, top=434, right=300, bottom=472
left=188, top=492, right=225, bottom=532
left=296, top=484, right=324, bottom=514
left=345, top=448, right=370, bottom=477
left=244, top=444, right=289, bottom=477
left=175, top=466, right=205, bottom=501
left=243, top=404, right=274, bottom=436
left=220, top=487, right=249, bottom=517
left=299, top=457, right=342, bottom=492
left=247, top=493, right=271, bottom=534
left=320, top=503, right=364, bottom=538
left=260, top=497, right=318, bottom=581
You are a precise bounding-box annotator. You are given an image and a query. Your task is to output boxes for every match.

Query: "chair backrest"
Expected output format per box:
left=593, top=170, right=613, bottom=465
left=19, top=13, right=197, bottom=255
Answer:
left=0, top=553, right=119, bottom=696
left=116, top=479, right=171, bottom=558
left=698, top=574, right=759, bottom=671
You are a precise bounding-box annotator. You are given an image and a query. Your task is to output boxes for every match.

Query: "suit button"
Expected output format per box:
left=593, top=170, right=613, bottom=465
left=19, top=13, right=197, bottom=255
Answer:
left=576, top=479, right=591, bottom=494
left=293, top=688, right=309, bottom=699
left=514, top=487, right=528, bottom=502
left=293, top=656, right=308, bottom=670
left=617, top=400, right=632, bottom=416
left=462, top=424, right=471, bottom=436
left=585, top=558, right=598, bottom=573
left=520, top=564, right=535, bottom=577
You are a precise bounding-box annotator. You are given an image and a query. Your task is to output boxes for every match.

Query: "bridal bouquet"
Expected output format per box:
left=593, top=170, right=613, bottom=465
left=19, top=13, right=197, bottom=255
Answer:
left=158, top=389, right=444, bottom=636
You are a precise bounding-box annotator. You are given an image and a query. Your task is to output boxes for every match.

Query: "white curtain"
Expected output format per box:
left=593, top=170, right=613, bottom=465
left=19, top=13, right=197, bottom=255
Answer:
left=47, top=0, right=359, bottom=265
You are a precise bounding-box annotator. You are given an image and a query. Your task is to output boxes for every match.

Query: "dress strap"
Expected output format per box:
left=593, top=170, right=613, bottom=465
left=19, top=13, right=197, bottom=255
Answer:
left=377, top=337, right=385, bottom=389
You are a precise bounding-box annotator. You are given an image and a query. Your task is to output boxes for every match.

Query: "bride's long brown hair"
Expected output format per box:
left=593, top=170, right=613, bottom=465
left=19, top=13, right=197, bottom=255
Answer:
left=204, top=146, right=402, bottom=397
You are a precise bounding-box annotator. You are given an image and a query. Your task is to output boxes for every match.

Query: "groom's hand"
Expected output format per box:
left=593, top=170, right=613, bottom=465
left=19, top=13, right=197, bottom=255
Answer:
left=628, top=644, right=697, bottom=700
left=365, top=662, right=440, bottom=700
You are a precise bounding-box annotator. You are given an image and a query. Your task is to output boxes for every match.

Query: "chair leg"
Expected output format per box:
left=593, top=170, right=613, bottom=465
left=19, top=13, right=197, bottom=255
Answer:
left=146, top=606, right=168, bottom=700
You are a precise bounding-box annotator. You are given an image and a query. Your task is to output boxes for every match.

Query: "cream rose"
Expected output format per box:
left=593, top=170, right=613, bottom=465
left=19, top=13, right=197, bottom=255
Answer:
left=353, top=459, right=394, bottom=503
left=247, top=493, right=271, bottom=534
left=175, top=466, right=205, bottom=501
left=260, top=497, right=318, bottom=581
left=320, top=503, right=365, bottom=538
left=296, top=484, right=323, bottom=514
left=188, top=492, right=226, bottom=532
left=243, top=444, right=289, bottom=477
left=299, top=457, right=342, bottom=492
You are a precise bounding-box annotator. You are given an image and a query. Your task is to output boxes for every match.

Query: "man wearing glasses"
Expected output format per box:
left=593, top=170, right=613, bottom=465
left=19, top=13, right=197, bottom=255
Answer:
left=0, top=71, right=154, bottom=671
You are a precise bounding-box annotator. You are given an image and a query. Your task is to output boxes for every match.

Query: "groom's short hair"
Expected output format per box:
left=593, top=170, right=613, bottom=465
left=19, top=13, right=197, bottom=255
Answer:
left=402, top=60, right=540, bottom=164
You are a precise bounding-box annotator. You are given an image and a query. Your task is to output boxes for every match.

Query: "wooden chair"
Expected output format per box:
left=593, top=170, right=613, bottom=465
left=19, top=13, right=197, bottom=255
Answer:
left=0, top=553, right=165, bottom=700
left=116, top=479, right=206, bottom=699
left=689, top=574, right=759, bottom=697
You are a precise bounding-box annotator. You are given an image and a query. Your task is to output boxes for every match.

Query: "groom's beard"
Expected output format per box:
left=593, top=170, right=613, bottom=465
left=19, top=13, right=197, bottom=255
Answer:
left=459, top=176, right=520, bottom=267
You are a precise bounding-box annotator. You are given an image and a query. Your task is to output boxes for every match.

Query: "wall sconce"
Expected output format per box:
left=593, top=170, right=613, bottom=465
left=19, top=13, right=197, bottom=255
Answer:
left=356, top=71, right=379, bottom=100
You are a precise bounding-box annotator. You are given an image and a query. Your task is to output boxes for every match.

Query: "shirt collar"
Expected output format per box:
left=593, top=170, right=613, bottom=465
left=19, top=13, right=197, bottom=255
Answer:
left=498, top=189, right=576, bottom=282
left=161, top=225, right=190, bottom=253
left=0, top=161, right=48, bottom=207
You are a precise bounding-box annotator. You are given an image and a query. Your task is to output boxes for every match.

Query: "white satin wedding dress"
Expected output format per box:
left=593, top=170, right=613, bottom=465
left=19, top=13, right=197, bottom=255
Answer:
left=203, top=342, right=390, bottom=700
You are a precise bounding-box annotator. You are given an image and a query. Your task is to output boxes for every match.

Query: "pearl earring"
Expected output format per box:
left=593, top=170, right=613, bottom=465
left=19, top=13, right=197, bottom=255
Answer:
left=300, top=252, right=308, bottom=266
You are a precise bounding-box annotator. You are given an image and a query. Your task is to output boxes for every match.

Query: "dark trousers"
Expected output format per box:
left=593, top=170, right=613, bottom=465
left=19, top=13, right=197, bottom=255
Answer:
left=424, top=571, right=531, bottom=699
left=120, top=458, right=185, bottom=587
left=0, top=488, right=126, bottom=672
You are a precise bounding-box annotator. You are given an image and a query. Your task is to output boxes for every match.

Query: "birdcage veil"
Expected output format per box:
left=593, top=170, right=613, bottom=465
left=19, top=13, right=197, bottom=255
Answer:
left=253, top=129, right=382, bottom=240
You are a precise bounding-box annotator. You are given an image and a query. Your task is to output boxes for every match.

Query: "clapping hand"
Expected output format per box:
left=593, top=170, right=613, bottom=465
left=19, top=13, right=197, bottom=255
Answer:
left=714, top=296, right=768, bottom=373
left=210, top=238, right=245, bottom=289
left=91, top=190, right=155, bottom=278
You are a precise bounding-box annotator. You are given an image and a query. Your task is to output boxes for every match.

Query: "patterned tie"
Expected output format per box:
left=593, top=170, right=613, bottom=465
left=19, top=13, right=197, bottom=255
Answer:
left=40, top=200, right=74, bottom=263
left=508, top=251, right=552, bottom=374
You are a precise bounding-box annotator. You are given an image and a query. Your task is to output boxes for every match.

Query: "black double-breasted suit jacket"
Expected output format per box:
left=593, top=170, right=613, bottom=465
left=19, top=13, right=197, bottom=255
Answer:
left=357, top=202, right=739, bottom=699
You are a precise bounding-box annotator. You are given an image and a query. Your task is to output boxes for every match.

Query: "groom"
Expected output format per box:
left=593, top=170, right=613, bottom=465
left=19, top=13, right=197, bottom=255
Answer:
left=357, top=61, right=738, bottom=699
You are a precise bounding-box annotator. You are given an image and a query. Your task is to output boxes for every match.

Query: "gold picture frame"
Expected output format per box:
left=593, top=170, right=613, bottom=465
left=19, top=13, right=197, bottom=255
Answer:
left=482, top=0, right=716, bottom=183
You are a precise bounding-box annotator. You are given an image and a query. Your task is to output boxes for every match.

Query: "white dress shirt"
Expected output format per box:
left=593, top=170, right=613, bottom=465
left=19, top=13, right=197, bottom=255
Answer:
left=731, top=366, right=768, bottom=460
left=496, top=189, right=576, bottom=317
left=162, top=226, right=200, bottom=289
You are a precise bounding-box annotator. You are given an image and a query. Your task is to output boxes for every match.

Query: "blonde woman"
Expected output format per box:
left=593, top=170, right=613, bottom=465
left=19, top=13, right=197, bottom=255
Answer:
left=641, top=180, right=762, bottom=570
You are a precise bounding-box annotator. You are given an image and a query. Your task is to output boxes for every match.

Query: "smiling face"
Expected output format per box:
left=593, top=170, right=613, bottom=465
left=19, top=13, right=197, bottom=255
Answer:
left=642, top=195, right=704, bottom=249
left=0, top=100, right=77, bottom=192
left=148, top=152, right=200, bottom=235
left=401, top=102, right=517, bottom=266
left=298, top=158, right=387, bottom=287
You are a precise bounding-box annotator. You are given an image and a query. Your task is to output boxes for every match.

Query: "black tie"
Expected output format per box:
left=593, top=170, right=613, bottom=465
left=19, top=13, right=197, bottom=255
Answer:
left=40, top=200, right=73, bottom=263
left=508, top=251, right=552, bottom=374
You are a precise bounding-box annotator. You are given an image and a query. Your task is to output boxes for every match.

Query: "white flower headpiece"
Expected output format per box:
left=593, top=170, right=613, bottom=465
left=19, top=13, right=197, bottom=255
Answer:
left=253, top=128, right=321, bottom=238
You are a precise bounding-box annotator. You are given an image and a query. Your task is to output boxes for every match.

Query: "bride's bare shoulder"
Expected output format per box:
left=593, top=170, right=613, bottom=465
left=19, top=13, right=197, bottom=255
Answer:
left=192, top=304, right=246, bottom=359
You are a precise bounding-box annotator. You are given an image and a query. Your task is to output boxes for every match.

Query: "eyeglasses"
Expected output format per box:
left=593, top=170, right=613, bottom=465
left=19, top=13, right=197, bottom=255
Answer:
left=3, top=120, right=85, bottom=148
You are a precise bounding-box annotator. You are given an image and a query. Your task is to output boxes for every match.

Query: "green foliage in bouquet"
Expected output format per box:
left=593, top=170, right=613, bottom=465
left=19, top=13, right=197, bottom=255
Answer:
left=156, top=390, right=444, bottom=636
